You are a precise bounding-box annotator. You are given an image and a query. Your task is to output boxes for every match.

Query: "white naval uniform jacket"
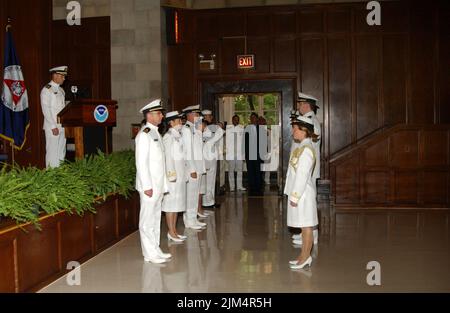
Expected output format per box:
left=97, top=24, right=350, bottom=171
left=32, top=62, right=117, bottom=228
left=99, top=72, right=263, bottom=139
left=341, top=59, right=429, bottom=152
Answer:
left=135, top=122, right=169, bottom=196
left=284, top=138, right=317, bottom=228
left=181, top=121, right=205, bottom=175
left=303, top=111, right=321, bottom=181
left=162, top=127, right=188, bottom=212
left=203, top=124, right=224, bottom=170
left=40, top=81, right=66, bottom=131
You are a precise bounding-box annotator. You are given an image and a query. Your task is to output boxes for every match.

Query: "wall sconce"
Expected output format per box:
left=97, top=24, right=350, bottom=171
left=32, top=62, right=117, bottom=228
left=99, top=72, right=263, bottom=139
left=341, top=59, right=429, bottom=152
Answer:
left=198, top=53, right=216, bottom=71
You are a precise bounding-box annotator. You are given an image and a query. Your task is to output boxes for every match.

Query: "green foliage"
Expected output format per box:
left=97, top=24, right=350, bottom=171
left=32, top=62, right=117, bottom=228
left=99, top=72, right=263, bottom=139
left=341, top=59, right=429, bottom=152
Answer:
left=0, top=150, right=136, bottom=226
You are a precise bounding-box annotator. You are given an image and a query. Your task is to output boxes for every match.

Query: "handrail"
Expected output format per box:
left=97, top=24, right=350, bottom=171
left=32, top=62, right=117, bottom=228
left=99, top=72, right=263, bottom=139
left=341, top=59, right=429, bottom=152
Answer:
left=329, top=124, right=450, bottom=164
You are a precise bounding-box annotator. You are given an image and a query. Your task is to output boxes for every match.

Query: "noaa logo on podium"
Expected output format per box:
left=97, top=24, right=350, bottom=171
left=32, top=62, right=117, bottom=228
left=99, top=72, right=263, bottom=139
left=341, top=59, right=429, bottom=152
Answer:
left=94, top=105, right=109, bottom=123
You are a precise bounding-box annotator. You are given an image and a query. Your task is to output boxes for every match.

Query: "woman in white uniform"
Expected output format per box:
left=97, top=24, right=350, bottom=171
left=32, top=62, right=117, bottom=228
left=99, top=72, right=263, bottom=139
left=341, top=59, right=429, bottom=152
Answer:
left=284, top=115, right=318, bottom=269
left=162, top=111, right=188, bottom=243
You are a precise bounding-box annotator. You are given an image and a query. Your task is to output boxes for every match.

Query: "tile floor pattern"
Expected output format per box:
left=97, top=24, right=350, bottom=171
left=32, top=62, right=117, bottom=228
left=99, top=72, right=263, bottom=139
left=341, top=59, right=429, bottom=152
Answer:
left=40, top=194, right=450, bottom=293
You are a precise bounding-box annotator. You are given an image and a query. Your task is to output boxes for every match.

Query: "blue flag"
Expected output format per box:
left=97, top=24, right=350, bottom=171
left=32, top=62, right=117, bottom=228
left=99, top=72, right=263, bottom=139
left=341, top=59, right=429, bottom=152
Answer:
left=0, top=29, right=30, bottom=150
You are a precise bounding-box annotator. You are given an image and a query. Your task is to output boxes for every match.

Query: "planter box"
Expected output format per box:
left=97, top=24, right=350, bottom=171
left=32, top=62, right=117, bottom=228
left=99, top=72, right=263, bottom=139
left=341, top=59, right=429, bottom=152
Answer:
left=0, top=192, right=139, bottom=293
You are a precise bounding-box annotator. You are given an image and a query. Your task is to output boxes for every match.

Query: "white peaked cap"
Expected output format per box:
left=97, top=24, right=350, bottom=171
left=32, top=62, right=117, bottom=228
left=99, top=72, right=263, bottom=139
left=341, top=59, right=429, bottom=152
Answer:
left=201, top=109, right=212, bottom=116
left=50, top=66, right=68, bottom=75
left=297, top=92, right=319, bottom=108
left=139, top=99, right=164, bottom=113
left=182, top=104, right=201, bottom=113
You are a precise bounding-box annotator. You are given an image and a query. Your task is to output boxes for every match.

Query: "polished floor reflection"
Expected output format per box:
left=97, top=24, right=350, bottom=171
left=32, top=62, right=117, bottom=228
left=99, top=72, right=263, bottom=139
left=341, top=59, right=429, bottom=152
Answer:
left=40, top=194, right=450, bottom=292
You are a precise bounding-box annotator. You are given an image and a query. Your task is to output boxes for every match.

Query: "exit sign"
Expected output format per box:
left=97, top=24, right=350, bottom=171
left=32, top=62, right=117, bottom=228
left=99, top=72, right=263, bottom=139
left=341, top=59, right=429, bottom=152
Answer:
left=237, top=54, right=255, bottom=69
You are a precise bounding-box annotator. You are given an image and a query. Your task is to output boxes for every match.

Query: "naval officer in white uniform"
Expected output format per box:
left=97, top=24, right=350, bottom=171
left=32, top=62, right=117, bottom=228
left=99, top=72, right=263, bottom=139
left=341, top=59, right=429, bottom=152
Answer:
left=162, top=111, right=188, bottom=243
left=292, top=92, right=321, bottom=246
left=181, top=105, right=206, bottom=230
left=135, top=99, right=171, bottom=264
left=40, top=66, right=68, bottom=168
left=201, top=110, right=224, bottom=210
left=284, top=115, right=319, bottom=269
left=226, top=115, right=246, bottom=191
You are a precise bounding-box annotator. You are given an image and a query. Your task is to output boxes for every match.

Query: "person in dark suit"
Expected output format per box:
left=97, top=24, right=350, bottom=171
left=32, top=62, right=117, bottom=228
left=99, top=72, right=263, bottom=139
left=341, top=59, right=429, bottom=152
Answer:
left=245, top=113, right=263, bottom=196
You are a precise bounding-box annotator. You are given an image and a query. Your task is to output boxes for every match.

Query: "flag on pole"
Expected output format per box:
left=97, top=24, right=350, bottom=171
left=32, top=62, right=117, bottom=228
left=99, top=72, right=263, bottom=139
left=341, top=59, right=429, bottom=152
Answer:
left=0, top=26, right=30, bottom=150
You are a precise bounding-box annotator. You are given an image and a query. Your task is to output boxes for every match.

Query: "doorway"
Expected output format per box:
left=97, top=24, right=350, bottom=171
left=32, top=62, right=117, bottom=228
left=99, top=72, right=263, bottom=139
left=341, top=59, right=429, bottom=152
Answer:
left=216, top=93, right=283, bottom=194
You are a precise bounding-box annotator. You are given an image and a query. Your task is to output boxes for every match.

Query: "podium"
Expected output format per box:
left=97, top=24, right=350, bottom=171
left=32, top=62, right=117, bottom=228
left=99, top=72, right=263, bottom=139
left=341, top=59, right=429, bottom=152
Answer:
left=58, top=99, right=118, bottom=159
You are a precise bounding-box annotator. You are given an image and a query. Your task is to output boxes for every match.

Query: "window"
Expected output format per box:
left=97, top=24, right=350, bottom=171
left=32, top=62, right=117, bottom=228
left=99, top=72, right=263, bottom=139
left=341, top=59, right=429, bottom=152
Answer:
left=230, top=93, right=280, bottom=126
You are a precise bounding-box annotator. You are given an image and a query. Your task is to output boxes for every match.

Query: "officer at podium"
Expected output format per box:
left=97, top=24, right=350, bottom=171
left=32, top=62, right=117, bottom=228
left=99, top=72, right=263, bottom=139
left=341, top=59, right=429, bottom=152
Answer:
left=40, top=66, right=68, bottom=168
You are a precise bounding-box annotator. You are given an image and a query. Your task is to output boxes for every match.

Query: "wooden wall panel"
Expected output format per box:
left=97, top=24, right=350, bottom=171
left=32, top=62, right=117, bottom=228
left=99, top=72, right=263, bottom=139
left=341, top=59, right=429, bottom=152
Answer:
left=94, top=198, right=118, bottom=251
left=328, top=36, right=352, bottom=154
left=422, top=171, right=448, bottom=204
left=273, top=38, right=296, bottom=73
left=222, top=38, right=245, bottom=74
left=247, top=11, right=270, bottom=37
left=439, top=36, right=450, bottom=123
left=364, top=171, right=389, bottom=204
left=334, top=155, right=360, bottom=204
left=195, top=13, right=220, bottom=40
left=60, top=214, right=92, bottom=266
left=420, top=130, right=449, bottom=166
left=364, top=139, right=388, bottom=167
left=52, top=17, right=111, bottom=100
left=327, top=8, right=351, bottom=33
left=298, top=9, right=323, bottom=33
left=356, top=35, right=380, bottom=139
left=247, top=38, right=270, bottom=74
left=18, top=220, right=60, bottom=292
left=409, top=33, right=435, bottom=124
left=0, top=238, right=16, bottom=293
left=383, top=35, right=407, bottom=126
left=390, top=130, right=419, bottom=167
left=272, top=11, right=296, bottom=36
left=300, top=37, right=324, bottom=113
left=394, top=171, right=418, bottom=204
left=220, top=12, right=245, bottom=37
left=0, top=0, right=52, bottom=167
left=381, top=1, right=409, bottom=33
left=168, top=43, right=194, bottom=110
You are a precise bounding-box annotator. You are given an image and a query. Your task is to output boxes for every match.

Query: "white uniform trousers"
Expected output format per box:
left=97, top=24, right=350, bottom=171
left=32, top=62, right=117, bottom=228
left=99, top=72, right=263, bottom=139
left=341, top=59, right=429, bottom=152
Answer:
left=44, top=128, right=66, bottom=168
left=184, top=176, right=200, bottom=227
left=228, top=159, right=244, bottom=190
left=202, top=161, right=217, bottom=206
left=138, top=192, right=163, bottom=260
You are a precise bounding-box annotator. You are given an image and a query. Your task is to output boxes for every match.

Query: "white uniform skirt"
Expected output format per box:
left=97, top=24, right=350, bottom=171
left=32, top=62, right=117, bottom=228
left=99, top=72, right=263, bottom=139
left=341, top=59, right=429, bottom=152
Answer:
left=162, top=180, right=187, bottom=213
left=287, top=184, right=318, bottom=228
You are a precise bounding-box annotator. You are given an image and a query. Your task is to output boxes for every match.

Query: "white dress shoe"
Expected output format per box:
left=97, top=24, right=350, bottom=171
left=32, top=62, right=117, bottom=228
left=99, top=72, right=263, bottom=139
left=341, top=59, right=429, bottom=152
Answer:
left=289, top=260, right=299, bottom=265
left=197, top=212, right=208, bottom=218
left=168, top=233, right=184, bottom=242
left=290, top=256, right=312, bottom=269
left=157, top=248, right=172, bottom=259
left=196, top=220, right=207, bottom=227
left=186, top=224, right=203, bottom=230
left=292, top=234, right=301, bottom=240
left=177, top=234, right=187, bottom=240
left=144, top=257, right=167, bottom=264
left=237, top=187, right=246, bottom=191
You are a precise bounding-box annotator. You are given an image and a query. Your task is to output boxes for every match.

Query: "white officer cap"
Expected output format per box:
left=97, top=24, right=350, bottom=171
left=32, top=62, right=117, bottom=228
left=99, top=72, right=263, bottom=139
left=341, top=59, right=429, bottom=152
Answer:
left=139, top=99, right=164, bottom=114
left=292, top=115, right=315, bottom=132
left=50, top=66, right=68, bottom=76
left=182, top=104, right=201, bottom=114
left=297, top=92, right=319, bottom=109
left=201, top=109, right=212, bottom=116
left=165, top=111, right=181, bottom=122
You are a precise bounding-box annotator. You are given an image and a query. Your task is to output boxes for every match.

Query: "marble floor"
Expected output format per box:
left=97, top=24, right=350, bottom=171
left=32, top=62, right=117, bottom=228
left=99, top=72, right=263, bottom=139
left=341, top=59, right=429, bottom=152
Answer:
left=40, top=193, right=450, bottom=293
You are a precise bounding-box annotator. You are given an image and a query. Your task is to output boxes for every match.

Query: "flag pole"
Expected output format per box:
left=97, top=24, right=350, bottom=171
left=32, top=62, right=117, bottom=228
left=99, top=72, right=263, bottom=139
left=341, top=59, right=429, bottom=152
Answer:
left=10, top=142, right=15, bottom=166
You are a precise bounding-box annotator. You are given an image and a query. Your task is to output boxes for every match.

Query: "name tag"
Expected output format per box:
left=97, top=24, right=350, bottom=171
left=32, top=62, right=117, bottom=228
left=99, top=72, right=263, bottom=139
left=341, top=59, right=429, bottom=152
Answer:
left=154, top=139, right=159, bottom=142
